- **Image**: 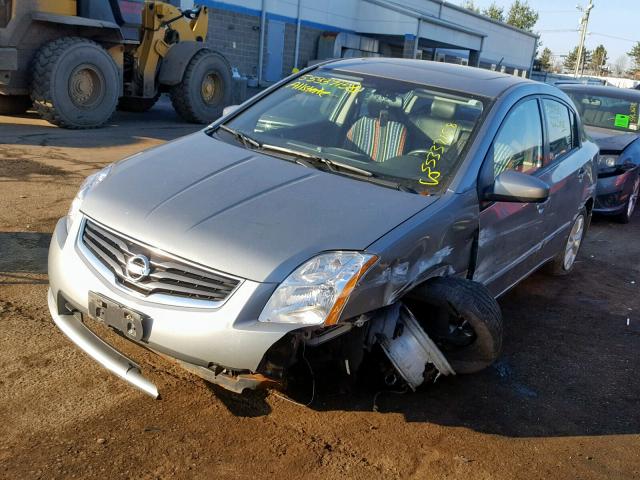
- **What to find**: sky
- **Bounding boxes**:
[467,0,638,68]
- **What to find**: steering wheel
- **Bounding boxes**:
[406,149,430,157]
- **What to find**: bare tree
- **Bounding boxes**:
[613,55,628,77]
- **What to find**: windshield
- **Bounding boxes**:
[222,69,485,194]
[564,90,639,133]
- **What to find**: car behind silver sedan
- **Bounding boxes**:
[48,59,598,399]
[560,84,640,223]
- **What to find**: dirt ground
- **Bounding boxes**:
[1,99,639,480]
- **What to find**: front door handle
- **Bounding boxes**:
[536,199,549,214]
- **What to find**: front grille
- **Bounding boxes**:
[81,219,240,303]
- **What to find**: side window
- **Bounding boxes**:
[543,99,574,162]
[491,99,543,177]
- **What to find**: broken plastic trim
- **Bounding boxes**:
[379,304,455,390]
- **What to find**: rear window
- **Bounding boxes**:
[565,91,640,132]
[542,99,574,161]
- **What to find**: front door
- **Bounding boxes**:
[474,98,547,297]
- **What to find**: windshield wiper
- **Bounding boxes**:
[258,145,418,193]
[216,124,261,149]
[286,151,417,193]
[213,128,417,193]
[255,144,373,176]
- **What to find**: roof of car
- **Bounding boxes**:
[319,58,537,99]
[558,83,640,100]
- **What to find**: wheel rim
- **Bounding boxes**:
[69,64,104,109]
[563,214,585,271]
[627,177,640,219]
[201,71,221,105]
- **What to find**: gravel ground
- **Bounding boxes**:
[1,99,639,480]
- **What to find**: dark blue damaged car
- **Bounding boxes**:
[560,84,640,223]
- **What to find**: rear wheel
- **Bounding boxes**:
[170,49,232,124]
[0,95,32,115]
[31,37,119,129]
[617,175,640,224]
[547,208,587,275]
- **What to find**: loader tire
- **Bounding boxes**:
[170,49,232,124]
[0,95,32,115]
[118,94,160,113]
[407,276,503,374]
[31,37,119,129]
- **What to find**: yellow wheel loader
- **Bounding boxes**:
[0,0,232,128]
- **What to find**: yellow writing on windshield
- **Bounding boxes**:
[419,122,458,186]
[299,74,365,94]
[287,81,332,97]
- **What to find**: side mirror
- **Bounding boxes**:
[484,170,549,203]
[223,105,240,117]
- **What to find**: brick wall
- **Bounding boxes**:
[206,7,323,81]
[206,8,262,78]
[286,25,324,75]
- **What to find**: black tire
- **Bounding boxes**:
[0,95,32,114]
[118,94,160,113]
[547,208,588,276]
[615,175,639,224]
[407,276,503,374]
[170,49,232,124]
[30,37,119,129]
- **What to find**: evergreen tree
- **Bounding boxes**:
[538,47,553,72]
[483,2,505,21]
[506,0,539,32]
[628,42,640,72]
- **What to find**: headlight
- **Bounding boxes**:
[258,252,378,326]
[599,155,618,170]
[66,164,113,231]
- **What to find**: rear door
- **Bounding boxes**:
[537,98,588,259]
[474,98,548,297]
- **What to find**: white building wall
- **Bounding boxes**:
[187,0,537,70]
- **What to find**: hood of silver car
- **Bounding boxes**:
[81,132,436,283]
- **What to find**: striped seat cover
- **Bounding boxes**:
[346,116,408,162]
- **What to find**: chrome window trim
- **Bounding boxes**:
[75,216,244,309]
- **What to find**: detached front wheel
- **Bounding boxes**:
[170,50,232,124]
[407,276,503,374]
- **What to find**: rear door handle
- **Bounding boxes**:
[577,166,586,180]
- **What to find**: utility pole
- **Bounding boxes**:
[575,0,594,77]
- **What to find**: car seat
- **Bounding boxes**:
[408,99,462,147]
[346,94,408,162]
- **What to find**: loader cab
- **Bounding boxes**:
[78,0,145,42]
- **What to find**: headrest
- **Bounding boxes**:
[431,99,456,119]
[368,93,403,117]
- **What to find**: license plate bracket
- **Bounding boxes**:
[88,292,149,342]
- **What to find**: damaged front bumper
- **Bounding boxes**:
[47,216,304,397]
[47,288,160,398]
[48,288,283,397]
[594,169,637,214]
